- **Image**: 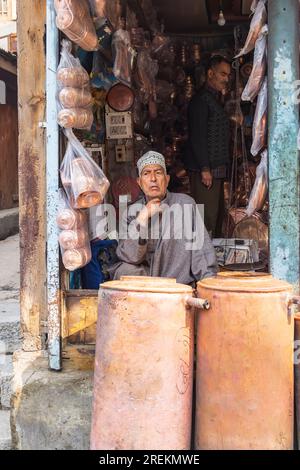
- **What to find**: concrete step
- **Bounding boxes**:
[0,354,13,409]
[0,208,19,241]
[0,234,20,292]
[0,300,21,354]
[0,410,11,450]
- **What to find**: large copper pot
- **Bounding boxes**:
[57,108,94,129]
[56,208,86,230]
[59,87,93,108]
[54,0,98,51]
[71,158,108,209]
[195,272,295,450]
[58,228,88,250]
[90,276,208,450]
[57,66,90,88]
[62,246,91,271]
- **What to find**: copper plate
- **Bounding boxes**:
[106,83,135,112]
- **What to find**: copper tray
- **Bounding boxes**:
[106,83,135,112]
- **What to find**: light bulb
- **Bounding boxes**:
[217,10,226,26]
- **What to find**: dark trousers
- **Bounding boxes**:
[189,172,224,238]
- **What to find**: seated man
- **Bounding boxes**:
[110,151,218,285]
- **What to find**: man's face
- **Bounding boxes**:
[137,164,170,201]
[207,61,231,94]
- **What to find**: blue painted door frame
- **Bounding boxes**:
[268,0,299,290]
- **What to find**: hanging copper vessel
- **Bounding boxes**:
[106,83,135,112]
[56,208,87,230]
[56,208,77,230]
[57,107,94,129]
[233,214,268,257]
[62,247,91,271]
[59,229,88,250]
[71,158,108,209]
[59,87,93,109]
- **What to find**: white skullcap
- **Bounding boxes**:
[137,151,167,176]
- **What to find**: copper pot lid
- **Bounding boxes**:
[198,272,292,293]
[101,276,193,294]
[106,83,135,112]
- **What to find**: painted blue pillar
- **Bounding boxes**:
[46,0,61,370]
[268,0,299,289]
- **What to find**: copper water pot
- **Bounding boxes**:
[59,229,88,250]
[56,208,86,230]
[62,247,91,271]
[71,158,106,209]
[56,208,77,230]
[90,276,209,450]
[195,272,295,450]
[59,87,93,108]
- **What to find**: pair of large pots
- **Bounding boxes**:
[90,273,295,450]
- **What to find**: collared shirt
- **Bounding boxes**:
[205,84,222,102]
[113,191,218,285]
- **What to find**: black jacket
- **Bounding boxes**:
[184,87,230,171]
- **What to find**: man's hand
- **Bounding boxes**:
[136,198,162,227]
[201,170,213,190]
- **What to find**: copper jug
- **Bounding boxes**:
[90,276,209,450]
[195,272,295,450]
[56,208,77,230]
[71,158,104,209]
[62,247,91,271]
[56,208,86,230]
[59,229,88,250]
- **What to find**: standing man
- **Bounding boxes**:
[185,55,231,238]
